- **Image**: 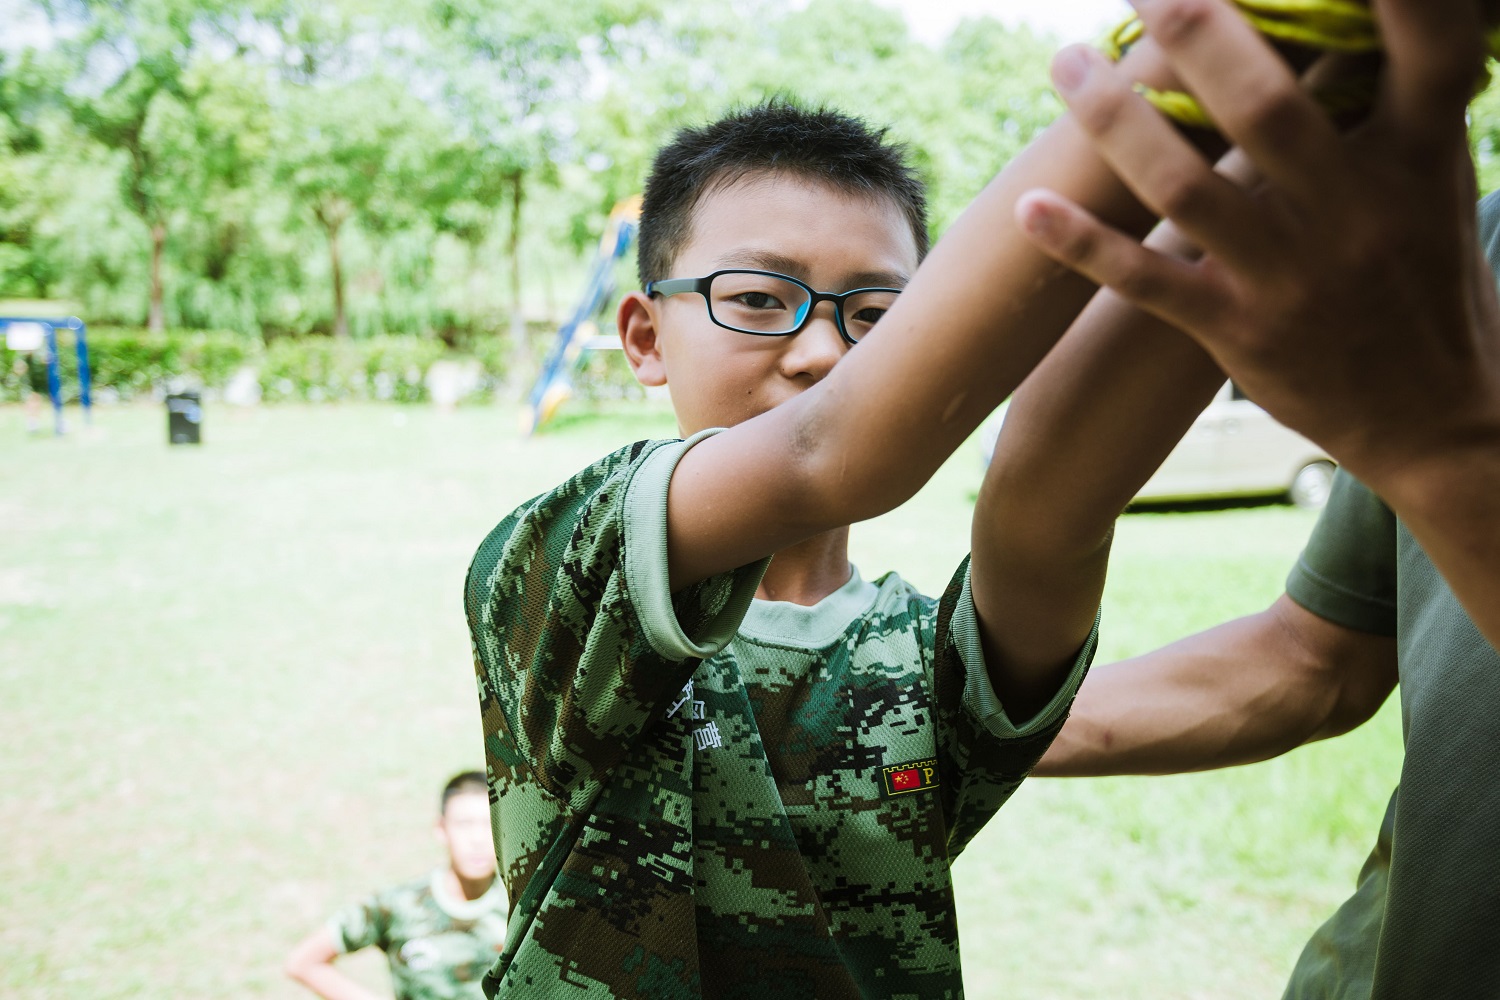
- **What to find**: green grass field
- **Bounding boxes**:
[0,402,1402,999]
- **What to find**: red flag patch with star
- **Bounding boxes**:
[881,758,939,798]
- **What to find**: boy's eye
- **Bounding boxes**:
[732,291,786,311]
[842,290,899,339]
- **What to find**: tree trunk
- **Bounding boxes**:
[148,221,166,333]
[507,170,526,398]
[328,221,348,339]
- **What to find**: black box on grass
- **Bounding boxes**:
[166,392,202,445]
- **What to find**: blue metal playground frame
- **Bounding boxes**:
[2,316,92,435]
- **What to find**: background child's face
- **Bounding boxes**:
[636,172,920,436]
[436,791,496,882]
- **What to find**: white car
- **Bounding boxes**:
[980,381,1337,509]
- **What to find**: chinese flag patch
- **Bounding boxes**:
[881,758,939,798]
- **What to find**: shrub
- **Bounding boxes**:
[259,335,451,403]
[0,327,254,403]
[0,325,627,408]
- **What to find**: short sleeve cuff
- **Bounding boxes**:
[951,566,1099,740]
[1285,559,1398,637]
[325,923,354,953]
[622,428,769,660]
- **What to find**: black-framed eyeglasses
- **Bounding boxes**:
[645,268,901,346]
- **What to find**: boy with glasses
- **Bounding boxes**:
[464,86,1175,997]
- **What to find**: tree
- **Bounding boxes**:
[273,75,445,337]
[422,0,666,391]
[32,0,277,329]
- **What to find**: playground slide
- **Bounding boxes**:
[521,196,641,435]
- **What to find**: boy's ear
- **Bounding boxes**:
[618,291,667,387]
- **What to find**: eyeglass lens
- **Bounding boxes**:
[707,272,898,341]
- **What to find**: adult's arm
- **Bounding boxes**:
[1035,595,1397,776]
[284,927,384,1000]
[1017,0,1500,649]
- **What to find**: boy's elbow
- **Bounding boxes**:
[284,941,329,985]
[782,402,915,526]
[796,447,915,526]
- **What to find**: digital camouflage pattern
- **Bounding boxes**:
[331,872,508,1000]
[465,439,1089,999]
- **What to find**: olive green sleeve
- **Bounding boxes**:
[1285,469,1398,636]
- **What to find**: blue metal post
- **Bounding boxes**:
[43,324,63,435]
[3,316,92,433]
[71,319,92,423]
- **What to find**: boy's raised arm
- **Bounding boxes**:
[660,43,1187,592]
[968,215,1226,717]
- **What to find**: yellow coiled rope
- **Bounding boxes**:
[1102,0,1500,128]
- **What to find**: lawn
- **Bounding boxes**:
[0,401,1402,999]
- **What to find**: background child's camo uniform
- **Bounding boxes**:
[465,432,1097,999]
[330,870,508,1000]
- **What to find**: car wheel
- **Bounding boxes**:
[1289,460,1336,510]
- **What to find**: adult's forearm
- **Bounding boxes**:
[1035,598,1395,777]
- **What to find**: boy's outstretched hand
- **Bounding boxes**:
[1016,0,1500,649]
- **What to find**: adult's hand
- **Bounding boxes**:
[1016,0,1500,649]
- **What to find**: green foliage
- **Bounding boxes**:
[0,326,253,402]
[0,327,508,405]
[0,0,1081,360]
[8,0,1500,368]
[260,335,456,403]
[1472,76,1500,196]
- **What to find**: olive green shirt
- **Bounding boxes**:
[1282,190,1500,999]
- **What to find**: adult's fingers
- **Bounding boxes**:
[1052,44,1272,270]
[1371,0,1485,150]
[1129,0,1346,205]
[1015,189,1226,338]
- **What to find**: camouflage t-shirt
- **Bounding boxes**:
[465,432,1096,999]
[331,870,509,1000]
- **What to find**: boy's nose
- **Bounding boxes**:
[781,305,847,382]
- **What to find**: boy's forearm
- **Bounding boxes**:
[800,72,1168,520]
[968,224,1223,708]
[285,931,383,1000]
[976,285,1222,565]
[668,42,1183,590]
[287,962,384,1000]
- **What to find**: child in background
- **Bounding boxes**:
[285,773,508,1000]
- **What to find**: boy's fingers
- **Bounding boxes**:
[1016,190,1223,335]
[1372,0,1486,149]
[1053,44,1270,269]
[1128,0,1345,202]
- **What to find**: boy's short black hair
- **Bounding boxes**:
[637,100,929,287]
[441,771,487,813]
